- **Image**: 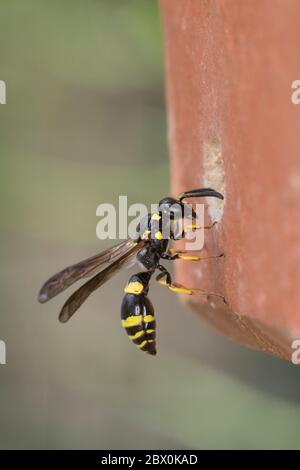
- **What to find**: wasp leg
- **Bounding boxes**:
[184,221,217,231]
[161,251,224,262]
[156,274,227,303]
[191,288,227,303]
[156,264,172,284]
[155,266,194,295]
[156,265,226,301]
[170,222,217,241]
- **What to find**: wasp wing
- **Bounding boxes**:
[38,239,137,304]
[58,242,142,323]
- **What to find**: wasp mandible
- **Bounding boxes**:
[38,188,224,356]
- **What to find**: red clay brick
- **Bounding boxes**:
[160,0,300,361]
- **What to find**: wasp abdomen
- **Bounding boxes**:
[121,293,156,355]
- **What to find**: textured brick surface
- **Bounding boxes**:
[160,0,300,360]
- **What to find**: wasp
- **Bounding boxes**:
[38,188,224,355]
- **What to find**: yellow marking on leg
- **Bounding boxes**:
[124,281,144,295]
[169,251,223,261]
[157,277,226,302]
[185,224,201,230]
[151,213,161,221]
[137,340,147,349]
[144,315,155,323]
[122,315,142,328]
[185,223,216,230]
[180,255,223,262]
[129,330,144,340]
[146,329,155,334]
[168,285,193,295]
[158,278,193,295]
[154,230,163,240]
[158,279,168,286]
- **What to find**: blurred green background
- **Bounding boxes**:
[1,0,300,450]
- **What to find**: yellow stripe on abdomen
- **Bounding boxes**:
[144,315,155,323]
[121,315,142,328]
[124,281,144,295]
[129,330,144,340]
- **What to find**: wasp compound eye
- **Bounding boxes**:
[158,198,184,220]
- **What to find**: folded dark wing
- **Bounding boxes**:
[59,242,142,323]
[38,239,137,303]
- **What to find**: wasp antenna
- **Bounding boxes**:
[178,188,224,202]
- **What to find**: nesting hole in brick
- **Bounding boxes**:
[203,138,226,223]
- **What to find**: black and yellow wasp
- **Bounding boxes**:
[38,188,224,355]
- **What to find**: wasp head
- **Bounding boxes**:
[158,197,196,220]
